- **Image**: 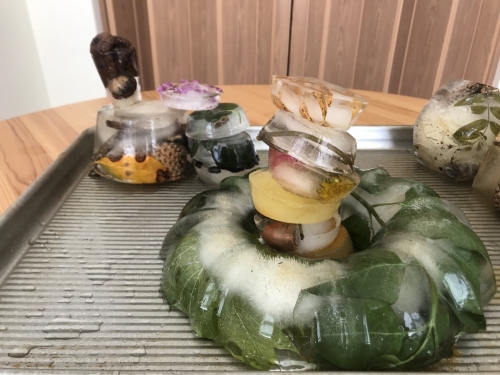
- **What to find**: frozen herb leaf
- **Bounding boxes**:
[489,121,500,136]
[454,93,485,106]
[342,214,372,250]
[471,105,487,114]
[218,294,299,370]
[452,119,488,143]
[312,299,403,370]
[93,155,165,184]
[490,106,500,121]
[217,103,239,110]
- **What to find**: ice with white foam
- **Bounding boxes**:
[193,217,344,325]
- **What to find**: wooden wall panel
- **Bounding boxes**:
[147,0,291,87]
[148,0,192,86]
[103,0,155,90]
[398,0,453,98]
[388,0,415,93]
[100,0,500,96]
[220,0,258,83]
[288,0,327,78]
[323,0,364,88]
[189,0,219,84]
[464,0,500,84]
[352,0,400,91]
[271,0,293,81]
[438,0,482,86]
[133,0,155,90]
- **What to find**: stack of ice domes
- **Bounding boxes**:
[250,76,367,259]
[185,102,260,185]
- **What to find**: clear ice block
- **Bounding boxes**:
[271,76,367,131]
[258,110,359,196]
[92,101,191,184]
[473,134,500,212]
[189,132,259,185]
[158,80,222,110]
[414,80,500,181]
[186,103,250,140]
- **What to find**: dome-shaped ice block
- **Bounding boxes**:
[186,103,250,140]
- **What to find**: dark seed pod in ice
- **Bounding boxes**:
[262,222,299,253]
[108,72,137,99]
[90,32,139,89]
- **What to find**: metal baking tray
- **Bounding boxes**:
[0,126,498,374]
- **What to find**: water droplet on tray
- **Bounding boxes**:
[8,343,50,358]
[131,347,146,362]
[43,315,102,339]
[26,312,44,318]
[64,288,75,292]
[63,294,74,299]
[0,326,7,331]
[80,293,93,298]
[23,286,36,292]
[85,299,94,304]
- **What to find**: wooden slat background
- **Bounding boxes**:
[100,0,500,98]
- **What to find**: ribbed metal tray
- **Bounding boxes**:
[0,126,498,374]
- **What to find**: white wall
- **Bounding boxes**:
[0,0,105,121]
[26,0,105,109]
[0,0,51,120]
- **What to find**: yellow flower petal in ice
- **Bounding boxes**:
[94,155,166,184]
